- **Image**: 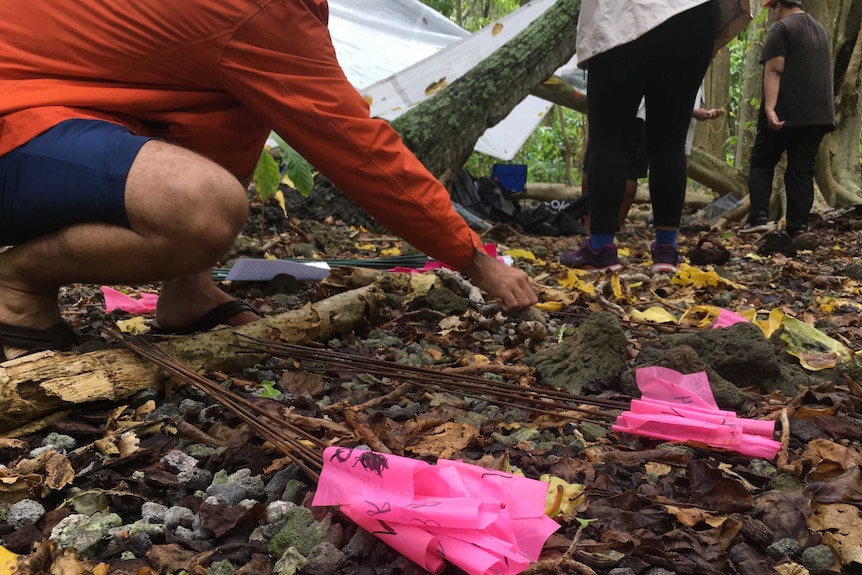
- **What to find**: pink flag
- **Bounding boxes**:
[614,367,780,459]
[101,286,159,314]
[712,308,750,329]
[313,447,559,575]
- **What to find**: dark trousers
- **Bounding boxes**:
[747,119,829,232]
[586,1,714,234]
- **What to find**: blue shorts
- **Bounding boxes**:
[0,119,154,246]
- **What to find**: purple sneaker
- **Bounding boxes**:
[650,242,681,273]
[560,240,621,271]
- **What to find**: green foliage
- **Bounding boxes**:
[252,132,315,206]
[465,107,586,184]
[270,132,316,196]
[253,150,281,205]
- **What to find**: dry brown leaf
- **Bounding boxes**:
[45,452,75,491]
[116,432,140,457]
[134,400,156,419]
[802,438,862,481]
[774,562,809,575]
[806,502,862,568]
[404,422,479,459]
[0,470,42,504]
[0,438,28,451]
[94,437,120,458]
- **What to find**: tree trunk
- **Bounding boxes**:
[393,0,581,177]
[816,0,862,206]
[695,52,732,161]
[733,17,766,171]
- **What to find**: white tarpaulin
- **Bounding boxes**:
[327,0,568,161]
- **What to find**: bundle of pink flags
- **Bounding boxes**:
[313,446,559,575]
[613,366,781,459]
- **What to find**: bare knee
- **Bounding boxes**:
[125,141,249,268]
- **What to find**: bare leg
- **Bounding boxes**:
[0,140,256,358]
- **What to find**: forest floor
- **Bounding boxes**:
[1,195,862,575]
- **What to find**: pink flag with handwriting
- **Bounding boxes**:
[312,447,559,575]
[101,286,159,314]
[613,366,780,459]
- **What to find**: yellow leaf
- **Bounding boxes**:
[353,243,377,251]
[672,264,746,290]
[535,301,564,312]
[540,475,586,517]
[116,316,149,335]
[410,273,439,296]
[504,249,536,261]
[617,247,631,257]
[781,315,853,370]
[679,305,721,328]
[611,275,623,299]
[559,270,596,294]
[631,307,678,324]
[753,308,784,338]
[0,544,19,575]
[274,190,287,217]
[380,247,401,257]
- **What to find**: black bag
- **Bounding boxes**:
[515,197,588,236]
[447,169,520,224]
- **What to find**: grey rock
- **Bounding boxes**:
[206,482,248,506]
[126,533,153,557]
[165,506,195,530]
[273,547,308,575]
[265,466,298,502]
[50,513,123,555]
[28,445,56,458]
[228,468,266,500]
[766,537,801,560]
[185,444,223,460]
[800,545,835,570]
[306,542,346,568]
[161,450,200,474]
[608,569,636,575]
[267,501,297,524]
[141,501,168,524]
[174,526,195,541]
[178,399,206,417]
[42,432,76,451]
[7,499,46,527]
[342,528,378,560]
[645,569,676,575]
[207,560,236,575]
[281,479,307,503]
[178,468,213,491]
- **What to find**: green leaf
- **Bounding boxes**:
[253,150,281,204]
[260,380,282,399]
[271,132,315,197]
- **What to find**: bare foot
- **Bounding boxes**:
[0,282,63,360]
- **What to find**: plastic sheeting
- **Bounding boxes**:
[328,0,571,160]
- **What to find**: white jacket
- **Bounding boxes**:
[577,0,712,67]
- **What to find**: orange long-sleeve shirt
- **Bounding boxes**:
[0,0,483,268]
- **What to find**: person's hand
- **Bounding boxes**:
[460,251,537,312]
[765,109,785,131]
[692,108,725,121]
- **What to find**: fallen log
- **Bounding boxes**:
[0,283,387,434]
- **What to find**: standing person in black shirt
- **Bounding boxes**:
[739,0,835,236]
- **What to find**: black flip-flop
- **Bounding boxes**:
[0,319,79,362]
[151,299,263,335]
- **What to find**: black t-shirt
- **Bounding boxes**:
[760,12,835,128]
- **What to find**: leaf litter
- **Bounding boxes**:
[1,202,862,574]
